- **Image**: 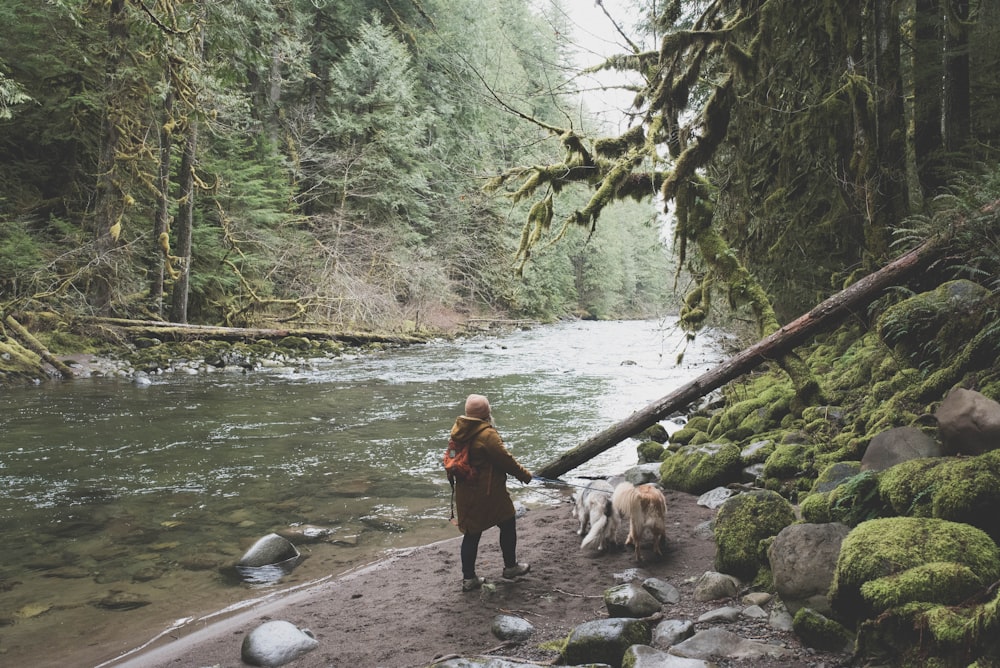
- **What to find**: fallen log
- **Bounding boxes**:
[4,315,76,379]
[75,317,427,346]
[534,234,946,480]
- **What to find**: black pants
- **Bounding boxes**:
[461,515,517,579]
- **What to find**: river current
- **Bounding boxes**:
[0,318,724,666]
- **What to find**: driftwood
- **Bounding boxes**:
[535,234,947,480]
[76,317,427,346]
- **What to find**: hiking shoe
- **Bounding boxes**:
[462,576,485,592]
[502,563,530,579]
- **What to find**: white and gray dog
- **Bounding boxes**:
[572,479,621,552]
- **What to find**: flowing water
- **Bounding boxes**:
[0,319,725,666]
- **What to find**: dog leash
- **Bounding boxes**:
[530,476,600,490]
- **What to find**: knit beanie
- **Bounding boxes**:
[464,394,491,420]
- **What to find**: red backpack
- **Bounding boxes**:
[443,437,477,483]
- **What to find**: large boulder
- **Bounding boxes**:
[935,388,1000,456]
[768,522,850,615]
[713,490,796,580]
[659,443,743,495]
[860,426,942,471]
[830,517,1000,625]
[879,449,1000,542]
[876,279,993,369]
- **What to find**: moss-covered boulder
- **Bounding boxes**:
[810,461,862,494]
[792,607,854,652]
[830,517,1000,625]
[860,561,987,613]
[561,617,651,668]
[637,423,668,444]
[635,440,666,464]
[879,450,1000,542]
[876,279,994,370]
[714,490,796,580]
[659,443,743,495]
[855,587,1000,666]
[819,471,888,527]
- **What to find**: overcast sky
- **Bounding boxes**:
[553,0,647,131]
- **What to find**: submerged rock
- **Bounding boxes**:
[237,533,299,567]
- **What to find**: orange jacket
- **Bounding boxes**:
[449,416,532,534]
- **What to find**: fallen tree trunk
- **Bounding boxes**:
[535,235,946,480]
[76,317,427,346]
[4,315,76,379]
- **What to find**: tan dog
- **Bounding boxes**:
[612,482,667,562]
[573,479,620,552]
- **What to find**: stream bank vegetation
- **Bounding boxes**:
[4,0,1000,663]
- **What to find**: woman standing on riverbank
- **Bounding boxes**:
[448,394,534,591]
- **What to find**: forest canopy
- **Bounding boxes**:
[1,0,999,340]
[0,0,677,332]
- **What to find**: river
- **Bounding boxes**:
[0,318,725,666]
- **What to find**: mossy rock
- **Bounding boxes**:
[856,591,1000,666]
[792,607,854,652]
[762,443,814,479]
[667,425,700,446]
[659,442,743,495]
[831,517,1000,625]
[636,440,666,464]
[713,489,796,580]
[860,561,987,613]
[876,279,993,369]
[799,491,832,523]
[637,423,668,443]
[561,617,651,668]
[879,450,1000,543]
[825,471,888,527]
[811,461,862,494]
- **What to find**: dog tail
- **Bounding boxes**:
[580,500,612,551]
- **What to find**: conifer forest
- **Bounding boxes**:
[1,0,999,343]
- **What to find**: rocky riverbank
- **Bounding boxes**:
[100,483,853,668]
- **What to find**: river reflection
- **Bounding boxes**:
[0,319,724,666]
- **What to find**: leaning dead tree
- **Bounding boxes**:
[535,233,947,480]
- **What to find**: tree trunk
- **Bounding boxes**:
[941,0,971,151]
[535,234,947,480]
[152,87,173,316]
[91,0,128,315]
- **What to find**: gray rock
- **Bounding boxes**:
[696,606,741,623]
[693,571,739,602]
[237,533,299,567]
[692,520,714,541]
[642,577,680,604]
[696,487,734,510]
[741,605,768,619]
[605,582,662,618]
[936,388,1000,456]
[624,464,663,485]
[624,644,717,667]
[768,522,850,615]
[669,627,792,661]
[769,600,794,632]
[860,426,942,472]
[491,614,534,641]
[240,620,318,667]
[652,619,695,648]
